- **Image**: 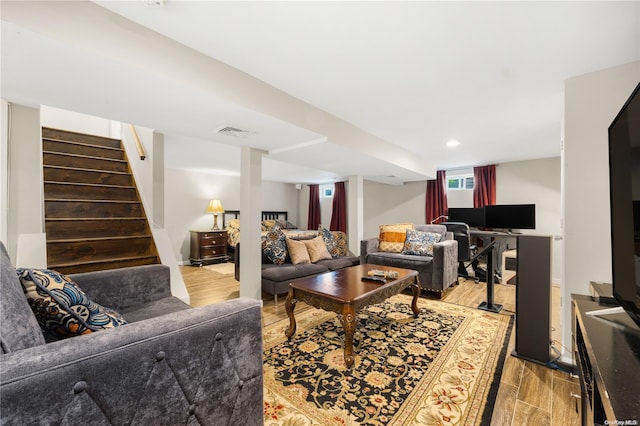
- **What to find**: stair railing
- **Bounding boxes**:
[128,124,146,160]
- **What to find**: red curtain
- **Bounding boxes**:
[307,184,321,230]
[425,170,448,224]
[473,165,496,208]
[330,181,347,233]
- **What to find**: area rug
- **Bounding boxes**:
[263,294,513,425]
[202,262,235,277]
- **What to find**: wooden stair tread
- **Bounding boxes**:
[43,150,128,163]
[44,198,141,203]
[47,235,152,243]
[46,217,146,221]
[45,180,135,189]
[43,137,124,152]
[48,255,159,269]
[44,165,131,176]
[42,127,121,144]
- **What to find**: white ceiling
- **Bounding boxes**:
[2,1,640,184]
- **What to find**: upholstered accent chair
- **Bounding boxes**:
[0,242,263,425]
[360,224,459,297]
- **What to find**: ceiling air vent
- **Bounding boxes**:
[215,125,251,138]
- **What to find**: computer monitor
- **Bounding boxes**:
[484,204,536,230]
[447,207,486,228]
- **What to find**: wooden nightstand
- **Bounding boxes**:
[189,230,228,266]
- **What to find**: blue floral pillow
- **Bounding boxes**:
[262,226,288,264]
[402,230,442,256]
[16,268,127,338]
[319,227,340,258]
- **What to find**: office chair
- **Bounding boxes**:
[442,222,477,282]
[444,221,503,284]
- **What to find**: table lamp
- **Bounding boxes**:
[206,199,225,230]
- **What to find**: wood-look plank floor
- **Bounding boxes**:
[179,264,580,426]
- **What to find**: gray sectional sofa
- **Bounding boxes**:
[360,224,459,297]
[0,242,263,425]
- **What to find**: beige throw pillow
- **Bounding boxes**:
[286,238,310,265]
[303,235,332,263]
[378,223,415,253]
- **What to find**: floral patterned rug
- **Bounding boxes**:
[263,294,513,425]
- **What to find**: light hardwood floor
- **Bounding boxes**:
[180,264,580,426]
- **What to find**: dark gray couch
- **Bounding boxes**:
[235,242,360,304]
[0,242,263,425]
[360,224,458,297]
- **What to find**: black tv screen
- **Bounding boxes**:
[448,207,485,227]
[484,204,536,230]
[608,81,640,328]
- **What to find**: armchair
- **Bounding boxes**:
[0,242,263,425]
[360,224,458,297]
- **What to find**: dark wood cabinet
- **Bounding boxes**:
[572,295,640,425]
[190,230,228,266]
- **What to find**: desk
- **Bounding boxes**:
[469,229,516,281]
[469,229,517,313]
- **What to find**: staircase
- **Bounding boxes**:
[42,127,160,274]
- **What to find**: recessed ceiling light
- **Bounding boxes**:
[446,139,460,148]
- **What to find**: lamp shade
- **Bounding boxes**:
[206,199,225,214]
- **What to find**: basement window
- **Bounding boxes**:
[447,175,474,190]
[320,184,334,198]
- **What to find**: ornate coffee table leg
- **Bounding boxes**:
[410,280,421,316]
[341,304,357,368]
[284,288,297,338]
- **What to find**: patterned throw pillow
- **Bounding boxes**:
[402,230,442,256]
[286,238,311,265]
[303,235,333,263]
[331,231,349,257]
[379,223,415,253]
[16,268,127,338]
[319,227,340,258]
[262,226,288,264]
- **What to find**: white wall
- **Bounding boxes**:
[362,180,427,239]
[1,100,9,245]
[164,167,299,263]
[41,106,114,138]
[496,157,563,282]
[562,60,640,359]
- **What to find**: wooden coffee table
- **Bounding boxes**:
[284,264,420,368]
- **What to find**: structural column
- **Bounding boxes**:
[239,146,264,300]
[347,175,363,257]
[5,103,46,266]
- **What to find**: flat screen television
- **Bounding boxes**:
[484,204,536,230]
[608,81,640,328]
[448,207,486,227]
